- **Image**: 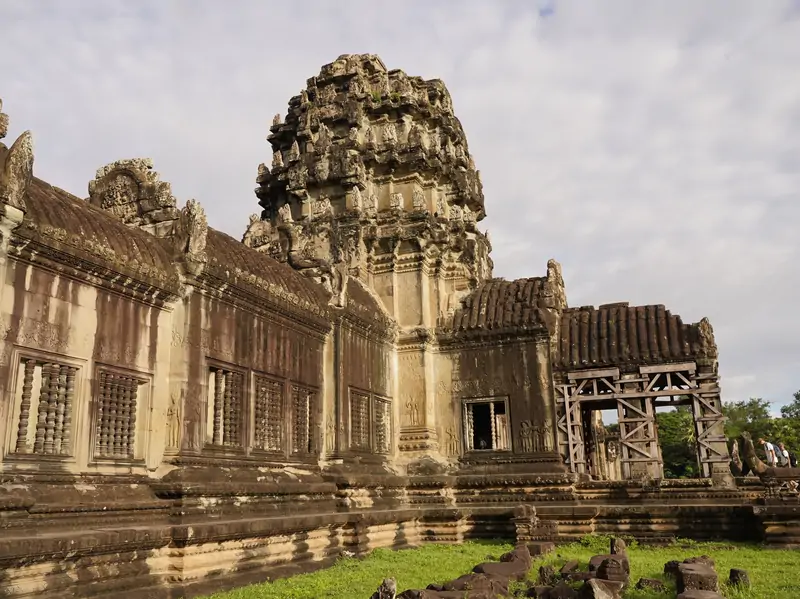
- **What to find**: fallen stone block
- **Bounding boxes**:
[441,573,509,596]
[538,565,557,586]
[609,537,627,556]
[683,555,716,569]
[525,585,553,598]
[664,560,681,578]
[578,578,623,599]
[371,578,397,599]
[588,554,629,576]
[563,571,596,582]
[596,557,629,588]
[527,542,556,556]
[676,563,719,594]
[560,559,580,574]
[729,568,750,588]
[472,560,528,581]
[548,581,578,599]
[635,577,666,592]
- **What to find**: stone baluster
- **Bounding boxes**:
[53,366,67,454]
[43,363,60,454]
[127,378,138,458]
[223,370,233,445]
[111,375,122,456]
[465,404,474,451]
[98,371,109,455]
[255,382,265,448]
[33,364,50,454]
[15,359,36,453]
[61,367,75,455]
[213,369,223,445]
[489,402,497,450]
[120,377,131,457]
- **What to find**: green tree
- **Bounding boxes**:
[722,397,774,441]
[656,407,698,478]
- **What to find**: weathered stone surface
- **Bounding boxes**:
[728,568,750,588]
[527,542,556,556]
[538,565,558,586]
[560,560,580,574]
[548,582,579,599]
[578,579,623,599]
[676,563,719,594]
[371,577,397,599]
[609,538,627,556]
[596,558,629,588]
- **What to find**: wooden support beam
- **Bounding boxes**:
[639,362,697,375]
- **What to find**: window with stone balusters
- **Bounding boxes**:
[291,384,316,455]
[10,357,80,457]
[93,369,147,460]
[253,375,284,453]
[349,389,392,455]
[206,366,246,448]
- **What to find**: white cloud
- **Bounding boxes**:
[3,0,799,411]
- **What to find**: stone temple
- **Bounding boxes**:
[0,55,797,598]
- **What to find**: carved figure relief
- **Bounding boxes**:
[272,113,282,126]
[389,192,403,210]
[519,420,534,453]
[272,150,284,169]
[316,123,332,154]
[607,441,619,461]
[436,193,447,216]
[445,427,460,456]
[351,187,363,211]
[382,123,398,147]
[288,140,301,162]
[404,397,420,426]
[166,391,182,449]
[412,187,426,211]
[277,203,293,224]
[312,196,333,218]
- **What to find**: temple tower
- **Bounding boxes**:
[245,54,493,462]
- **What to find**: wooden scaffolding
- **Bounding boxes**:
[555,361,728,479]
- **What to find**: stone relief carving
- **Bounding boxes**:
[272,150,284,169]
[520,420,534,453]
[166,391,183,449]
[389,192,403,210]
[0,128,33,212]
[382,123,398,147]
[277,203,293,224]
[412,187,426,211]
[445,427,460,456]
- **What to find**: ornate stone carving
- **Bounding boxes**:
[171,199,208,273]
[88,158,178,228]
[0,127,34,212]
[412,187,426,211]
[272,150,284,169]
[520,420,534,453]
[312,196,333,218]
[277,203,293,224]
[389,192,403,210]
[382,123,398,147]
[272,113,282,126]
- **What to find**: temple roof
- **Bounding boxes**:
[17,177,182,292]
[205,229,331,317]
[448,277,550,334]
[555,302,717,371]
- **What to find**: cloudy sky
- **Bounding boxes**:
[3,0,799,413]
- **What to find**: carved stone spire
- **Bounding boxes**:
[252,54,492,321]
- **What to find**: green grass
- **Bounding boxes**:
[203,537,800,599]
